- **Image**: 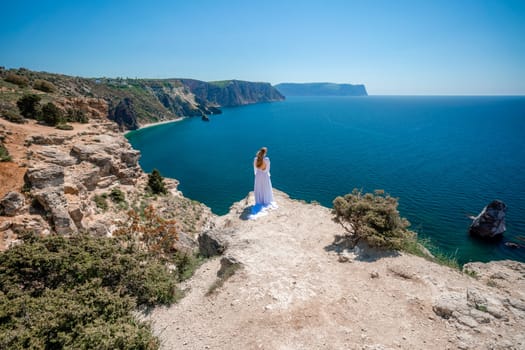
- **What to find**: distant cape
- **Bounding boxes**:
[274,82,368,97]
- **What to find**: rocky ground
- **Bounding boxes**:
[145,191,525,350]
[0,117,214,250]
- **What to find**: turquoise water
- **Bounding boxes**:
[127,96,525,264]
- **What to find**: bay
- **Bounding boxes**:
[127,96,525,264]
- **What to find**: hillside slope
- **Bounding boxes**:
[0,67,284,130]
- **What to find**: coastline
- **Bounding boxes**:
[124,117,186,135]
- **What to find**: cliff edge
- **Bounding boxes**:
[146,191,525,350]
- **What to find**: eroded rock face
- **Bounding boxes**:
[34,187,76,235]
[469,200,507,239]
[0,191,25,216]
[36,147,77,166]
[24,165,65,189]
[2,115,214,248]
[108,98,139,130]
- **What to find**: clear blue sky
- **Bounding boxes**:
[1,0,524,95]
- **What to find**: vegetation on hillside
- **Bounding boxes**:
[0,142,11,162]
[0,182,205,350]
[0,233,180,349]
[147,169,168,195]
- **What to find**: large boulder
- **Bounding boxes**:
[469,200,507,239]
[0,191,25,216]
[34,187,76,234]
[198,229,231,257]
[24,165,64,189]
[29,134,66,145]
[120,149,141,167]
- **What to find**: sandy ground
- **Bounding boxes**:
[143,190,525,350]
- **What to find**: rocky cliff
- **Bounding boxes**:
[181,79,285,107]
[275,82,368,96]
[0,68,284,130]
[0,117,214,250]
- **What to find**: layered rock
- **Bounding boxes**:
[182,79,285,107]
[0,115,215,247]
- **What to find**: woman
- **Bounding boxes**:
[253,147,276,209]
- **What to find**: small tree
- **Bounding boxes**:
[147,169,167,195]
[16,94,41,119]
[41,102,63,126]
[332,189,416,250]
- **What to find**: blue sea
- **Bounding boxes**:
[127,96,525,264]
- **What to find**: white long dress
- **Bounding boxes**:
[254,157,274,206]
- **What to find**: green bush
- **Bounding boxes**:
[332,189,417,251]
[110,187,126,203]
[16,94,41,119]
[41,102,63,126]
[0,233,179,349]
[1,108,25,124]
[66,108,89,123]
[94,194,108,210]
[0,143,11,162]
[146,169,167,195]
[33,79,56,93]
[4,73,29,87]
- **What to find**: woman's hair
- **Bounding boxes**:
[255,147,267,168]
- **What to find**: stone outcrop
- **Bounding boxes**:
[0,114,215,244]
[469,200,507,239]
[24,165,65,189]
[0,191,25,216]
[198,229,231,257]
[33,187,76,234]
[181,79,285,108]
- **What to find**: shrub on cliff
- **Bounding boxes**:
[333,189,417,251]
[1,108,25,123]
[0,143,11,162]
[16,94,41,119]
[147,169,167,195]
[4,73,29,87]
[66,108,89,123]
[114,205,178,260]
[0,233,179,349]
[33,79,56,93]
[41,102,63,126]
